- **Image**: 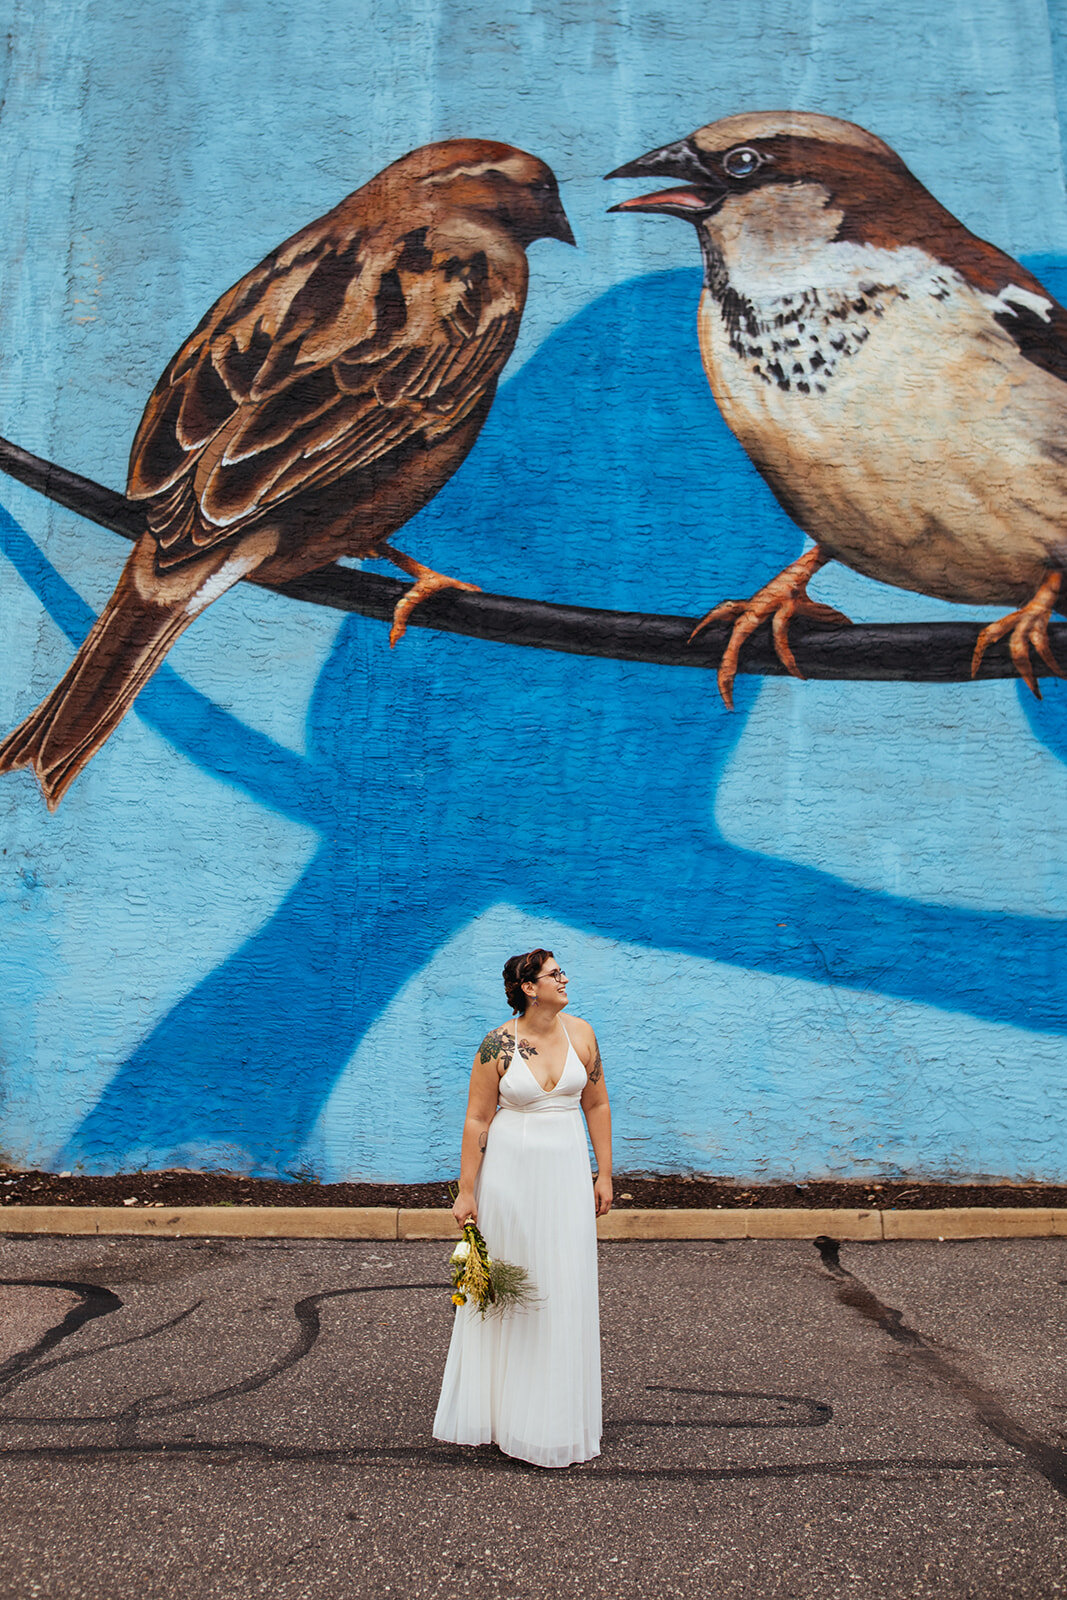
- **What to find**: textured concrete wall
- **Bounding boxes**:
[1,0,1066,1182]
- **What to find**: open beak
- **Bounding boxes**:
[605,136,725,219]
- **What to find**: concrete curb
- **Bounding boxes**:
[1,1206,1065,1240]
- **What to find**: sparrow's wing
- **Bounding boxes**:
[992,293,1067,387]
[128,222,522,562]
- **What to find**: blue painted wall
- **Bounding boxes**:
[1,0,1066,1182]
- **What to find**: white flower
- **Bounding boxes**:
[450,1241,470,1263]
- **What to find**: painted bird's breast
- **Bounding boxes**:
[697,267,1067,606]
[710,274,915,399]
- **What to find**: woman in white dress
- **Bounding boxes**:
[433,948,612,1468]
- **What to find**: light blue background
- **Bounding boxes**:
[1,0,1066,1182]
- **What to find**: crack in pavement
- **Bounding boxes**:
[815,1237,1067,1499]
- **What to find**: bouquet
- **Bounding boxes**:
[449,1220,537,1318]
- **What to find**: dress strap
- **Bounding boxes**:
[558,1019,584,1084]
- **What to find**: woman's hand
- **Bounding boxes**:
[594,1172,613,1217]
[452,1190,477,1227]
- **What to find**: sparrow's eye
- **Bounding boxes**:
[723,146,762,179]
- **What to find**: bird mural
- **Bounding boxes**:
[609,110,1067,708]
[0,139,574,807]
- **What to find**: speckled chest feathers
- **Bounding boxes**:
[701,244,962,399]
[696,181,959,396]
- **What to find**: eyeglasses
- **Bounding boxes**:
[534,968,566,983]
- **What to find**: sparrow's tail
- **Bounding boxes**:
[0,534,247,809]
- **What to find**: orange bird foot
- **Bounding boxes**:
[375,542,482,647]
[689,546,851,710]
[971,571,1066,698]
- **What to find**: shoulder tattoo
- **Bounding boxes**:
[478,1028,506,1065]
[478,1025,538,1067]
[587,1038,603,1085]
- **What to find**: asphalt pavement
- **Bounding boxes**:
[0,1233,1065,1598]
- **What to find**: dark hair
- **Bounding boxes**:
[502,949,555,1015]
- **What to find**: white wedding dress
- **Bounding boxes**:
[433,1019,602,1468]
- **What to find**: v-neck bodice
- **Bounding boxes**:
[497,1020,586,1114]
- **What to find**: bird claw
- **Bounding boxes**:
[971,577,1066,698]
[688,556,851,710]
[374,539,483,646]
[688,598,748,644]
[389,572,481,647]
[771,597,853,678]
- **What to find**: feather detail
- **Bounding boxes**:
[128,193,526,566]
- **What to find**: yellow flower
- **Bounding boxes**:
[451,1292,466,1306]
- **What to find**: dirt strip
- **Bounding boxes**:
[3,1169,1067,1210]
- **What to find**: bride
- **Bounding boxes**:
[433,947,612,1468]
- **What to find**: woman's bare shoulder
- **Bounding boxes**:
[565,1015,604,1083]
[474,1021,517,1064]
[564,1013,596,1040]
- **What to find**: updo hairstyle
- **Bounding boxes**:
[503,949,555,1016]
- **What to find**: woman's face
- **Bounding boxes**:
[528,956,569,1010]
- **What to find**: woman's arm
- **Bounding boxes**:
[578,1026,613,1217]
[451,1028,507,1226]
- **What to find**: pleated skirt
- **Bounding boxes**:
[432,1106,602,1468]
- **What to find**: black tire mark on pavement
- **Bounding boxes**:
[0,1301,201,1407]
[816,1237,1067,1498]
[0,1438,1004,1482]
[0,1280,121,1389]
[132,1282,445,1423]
[0,1283,441,1425]
[0,1275,1020,1487]
[609,1383,832,1430]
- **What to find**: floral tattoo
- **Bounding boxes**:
[479,1025,538,1069]
[587,1039,603,1085]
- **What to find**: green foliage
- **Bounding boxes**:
[449,1220,538,1319]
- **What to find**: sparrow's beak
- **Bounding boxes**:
[544,194,577,247]
[605,137,726,218]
